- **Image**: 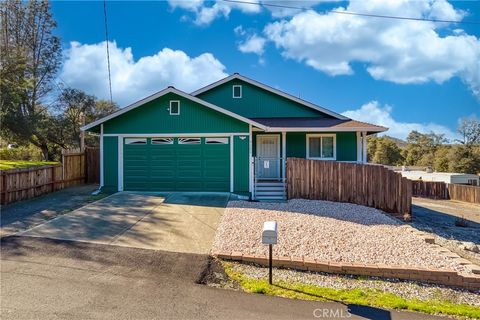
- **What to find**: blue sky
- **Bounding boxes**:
[51,0,480,140]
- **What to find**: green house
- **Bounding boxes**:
[82,73,387,200]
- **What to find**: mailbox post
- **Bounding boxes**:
[262,221,277,285]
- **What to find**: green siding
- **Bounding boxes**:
[197,79,332,119]
[233,135,249,193]
[336,132,357,161]
[103,136,118,192]
[103,93,248,134]
[286,132,306,158]
[253,132,357,161]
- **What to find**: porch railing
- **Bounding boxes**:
[254,157,285,181]
[253,157,286,200]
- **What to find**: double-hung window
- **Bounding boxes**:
[306,134,336,160]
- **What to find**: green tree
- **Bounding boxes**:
[54,88,118,148]
[402,131,446,166]
[449,117,480,174]
[0,0,61,159]
[449,145,480,174]
[432,146,451,172]
[368,136,404,165]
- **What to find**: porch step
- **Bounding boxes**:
[255,186,286,192]
[254,182,286,201]
[255,182,286,187]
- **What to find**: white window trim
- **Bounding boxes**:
[306,134,336,160]
[125,138,147,145]
[178,137,201,144]
[205,137,229,144]
[232,85,242,99]
[169,100,180,115]
[151,137,174,145]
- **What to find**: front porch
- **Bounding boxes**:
[250,129,370,200]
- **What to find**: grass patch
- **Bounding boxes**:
[0,160,59,170]
[223,262,480,319]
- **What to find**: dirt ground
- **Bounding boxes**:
[411,197,480,264]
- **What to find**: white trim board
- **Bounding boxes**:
[230,136,234,192]
[306,133,337,161]
[118,136,124,192]
[232,85,242,99]
[100,124,104,188]
[191,73,348,120]
[81,87,267,131]
[252,127,386,133]
[102,133,249,137]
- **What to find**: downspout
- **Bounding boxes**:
[92,124,104,195]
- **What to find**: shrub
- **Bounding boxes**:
[0,145,43,161]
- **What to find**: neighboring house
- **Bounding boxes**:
[82,73,387,200]
[399,170,479,186]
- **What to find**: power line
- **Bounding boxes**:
[103,0,113,104]
[223,0,480,25]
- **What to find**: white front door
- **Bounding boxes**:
[256,135,280,179]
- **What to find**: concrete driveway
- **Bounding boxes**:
[19,192,229,254]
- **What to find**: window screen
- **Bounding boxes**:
[307,135,335,159]
[233,85,242,98]
[170,101,180,115]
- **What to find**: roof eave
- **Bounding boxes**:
[264,127,388,133]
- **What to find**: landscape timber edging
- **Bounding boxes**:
[212,251,480,291]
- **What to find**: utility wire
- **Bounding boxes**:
[103,0,113,104]
[222,0,480,25]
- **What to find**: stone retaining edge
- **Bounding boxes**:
[212,251,480,291]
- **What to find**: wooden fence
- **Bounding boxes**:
[286,158,412,220]
[0,148,100,205]
[411,181,447,199]
[448,184,480,204]
[411,180,480,204]
[85,147,100,184]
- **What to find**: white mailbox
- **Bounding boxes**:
[262,221,277,245]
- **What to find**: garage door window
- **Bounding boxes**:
[125,138,147,145]
[152,138,174,145]
[205,137,228,144]
[179,138,201,144]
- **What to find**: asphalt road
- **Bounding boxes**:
[1,236,442,320]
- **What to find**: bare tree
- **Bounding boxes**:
[456,117,480,146]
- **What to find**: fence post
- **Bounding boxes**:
[61,149,65,187]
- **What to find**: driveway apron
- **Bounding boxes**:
[19,192,229,254]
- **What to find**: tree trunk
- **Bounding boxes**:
[40,144,49,161]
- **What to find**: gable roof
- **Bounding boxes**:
[81,87,268,131]
[191,73,349,120]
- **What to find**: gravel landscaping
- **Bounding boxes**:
[227,262,480,307]
[212,199,473,275]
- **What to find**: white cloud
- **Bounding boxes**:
[263,0,480,98]
[342,101,460,141]
[238,35,266,55]
[262,1,339,18]
[168,0,260,25]
[60,41,228,106]
[236,25,266,56]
